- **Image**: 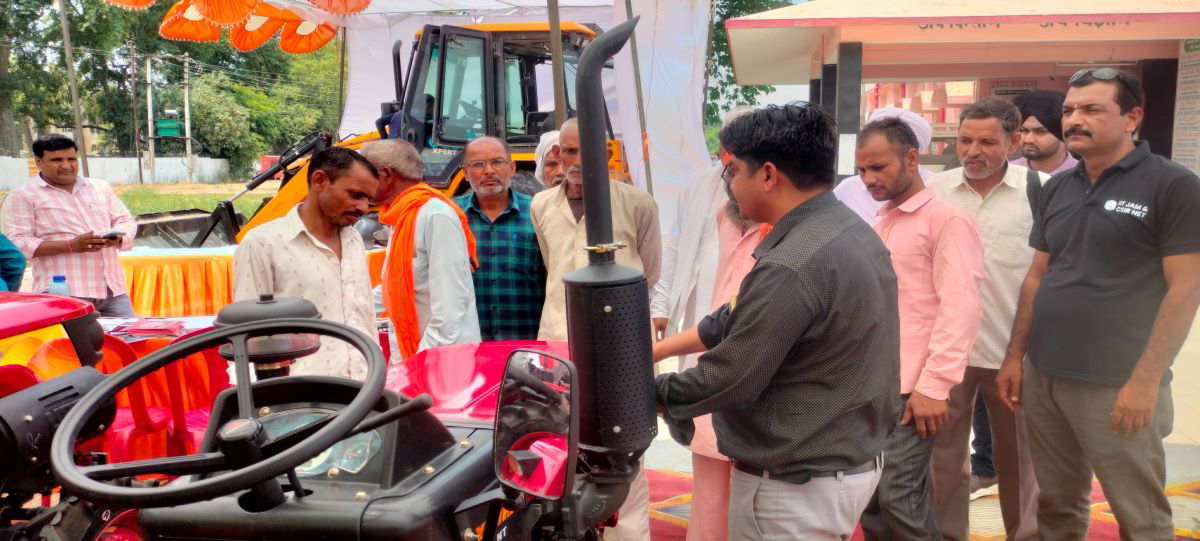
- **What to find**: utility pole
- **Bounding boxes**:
[130,43,144,184]
[183,52,193,182]
[623,0,654,195]
[145,55,155,183]
[56,0,89,176]
[337,29,347,128]
[548,0,567,129]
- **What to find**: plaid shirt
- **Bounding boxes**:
[3,176,136,299]
[454,189,546,341]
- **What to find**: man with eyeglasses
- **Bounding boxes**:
[453,137,546,341]
[996,68,1200,539]
[652,104,899,540]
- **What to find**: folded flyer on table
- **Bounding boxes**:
[125,319,187,337]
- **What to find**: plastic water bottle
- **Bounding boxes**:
[47,275,71,296]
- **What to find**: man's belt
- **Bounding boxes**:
[734,454,881,485]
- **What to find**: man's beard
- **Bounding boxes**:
[565,166,583,189]
[724,183,756,229]
[1021,143,1058,161]
[962,156,1004,181]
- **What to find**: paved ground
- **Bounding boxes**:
[645,316,1200,539]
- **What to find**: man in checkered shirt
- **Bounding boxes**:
[453,136,546,341]
[4,135,138,316]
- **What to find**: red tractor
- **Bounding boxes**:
[0,17,652,541]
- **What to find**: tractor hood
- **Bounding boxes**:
[383,341,571,426]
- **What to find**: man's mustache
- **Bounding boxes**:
[1065,127,1092,138]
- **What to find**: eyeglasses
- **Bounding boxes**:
[465,158,511,171]
[1069,67,1138,101]
[721,162,735,182]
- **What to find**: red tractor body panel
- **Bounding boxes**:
[384,340,571,425]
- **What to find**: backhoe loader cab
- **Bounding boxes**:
[379,22,622,193]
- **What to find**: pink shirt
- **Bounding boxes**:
[4,176,136,298]
[874,188,983,400]
[709,212,764,313]
[690,209,765,460]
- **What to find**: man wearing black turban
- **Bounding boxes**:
[1012,90,1079,175]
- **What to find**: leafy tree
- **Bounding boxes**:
[704,0,790,125]
[189,72,266,177]
[230,84,320,154]
[282,42,344,135]
[2,0,335,163]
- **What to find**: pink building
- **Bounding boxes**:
[725,0,1200,175]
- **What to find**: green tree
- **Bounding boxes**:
[282,41,344,134]
[3,0,344,167]
[704,0,790,125]
[230,84,320,154]
[190,72,265,177]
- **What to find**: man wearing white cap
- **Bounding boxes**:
[834,108,934,224]
[534,131,565,188]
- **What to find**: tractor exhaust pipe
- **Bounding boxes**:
[575,18,633,267]
[560,15,656,533]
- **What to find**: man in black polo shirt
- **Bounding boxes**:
[996,69,1200,539]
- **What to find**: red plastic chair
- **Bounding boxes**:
[163,328,231,454]
[96,336,172,464]
[0,364,40,398]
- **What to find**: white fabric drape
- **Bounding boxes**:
[339,0,712,233]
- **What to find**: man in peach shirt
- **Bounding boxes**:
[854,117,984,540]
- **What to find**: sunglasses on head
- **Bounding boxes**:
[1069,67,1137,97]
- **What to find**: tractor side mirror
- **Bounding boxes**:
[493,350,578,500]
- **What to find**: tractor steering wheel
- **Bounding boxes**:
[50,319,386,508]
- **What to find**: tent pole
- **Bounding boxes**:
[623,0,653,195]
[548,0,567,129]
[338,27,347,130]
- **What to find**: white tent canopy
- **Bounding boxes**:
[336,0,712,232]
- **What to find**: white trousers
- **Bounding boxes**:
[727,465,881,541]
[603,458,651,541]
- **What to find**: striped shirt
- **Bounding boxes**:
[454,189,546,341]
[3,176,137,298]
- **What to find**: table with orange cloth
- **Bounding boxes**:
[120,246,388,318]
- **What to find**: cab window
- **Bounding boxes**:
[439,35,487,142]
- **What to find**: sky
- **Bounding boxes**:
[755,84,811,106]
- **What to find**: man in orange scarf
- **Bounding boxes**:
[360,139,480,359]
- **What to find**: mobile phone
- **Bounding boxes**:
[102,231,125,241]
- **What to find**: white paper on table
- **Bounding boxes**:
[837,134,858,176]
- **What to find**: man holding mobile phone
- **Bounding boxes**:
[3,134,138,316]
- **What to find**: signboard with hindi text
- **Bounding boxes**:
[989,80,1037,99]
[1173,39,1200,175]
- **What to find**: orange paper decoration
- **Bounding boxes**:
[194,0,260,26]
[228,3,298,51]
[159,0,221,43]
[254,2,301,20]
[103,0,157,9]
[278,20,338,54]
[307,0,370,16]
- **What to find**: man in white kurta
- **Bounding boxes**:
[530,118,660,541]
